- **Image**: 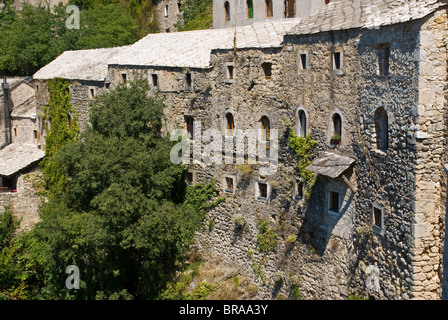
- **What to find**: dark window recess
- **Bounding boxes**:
[374,207,383,228]
[299,54,307,70]
[185,116,194,139]
[224,1,230,20]
[258,182,268,198]
[152,74,158,87]
[378,45,390,76]
[185,72,192,89]
[285,0,295,17]
[266,0,273,17]
[186,171,193,185]
[247,0,253,18]
[263,63,272,80]
[227,65,234,80]
[329,191,339,212]
[225,177,234,192]
[333,52,342,70]
[296,182,303,198]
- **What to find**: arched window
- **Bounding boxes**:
[226,112,234,136]
[247,0,254,18]
[298,110,307,137]
[260,116,270,141]
[266,0,273,17]
[331,113,342,145]
[224,1,230,21]
[374,107,388,151]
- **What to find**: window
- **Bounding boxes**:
[262,62,272,80]
[258,182,268,199]
[373,207,383,229]
[295,181,304,200]
[298,110,307,137]
[185,171,194,185]
[89,88,95,98]
[285,0,295,18]
[378,44,390,76]
[225,63,235,82]
[298,53,308,72]
[14,128,17,136]
[185,72,192,90]
[224,176,235,193]
[226,113,234,136]
[331,113,342,145]
[151,74,159,88]
[33,130,38,139]
[247,0,254,18]
[333,51,342,70]
[374,107,388,151]
[185,116,194,140]
[164,5,168,17]
[121,73,127,83]
[266,0,273,17]
[224,1,230,21]
[260,116,270,141]
[325,0,330,4]
[329,191,340,213]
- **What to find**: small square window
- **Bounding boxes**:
[329,191,340,213]
[89,88,95,98]
[121,73,127,83]
[225,63,235,83]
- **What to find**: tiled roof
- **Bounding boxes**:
[287,0,446,36]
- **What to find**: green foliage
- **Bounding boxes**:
[0,3,138,76]
[76,4,138,49]
[10,79,221,300]
[288,128,318,199]
[256,217,277,253]
[0,207,19,251]
[41,78,80,196]
[0,0,15,26]
[176,0,212,31]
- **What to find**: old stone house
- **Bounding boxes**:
[0,78,45,230]
[28,0,448,299]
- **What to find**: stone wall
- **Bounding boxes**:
[156,0,183,33]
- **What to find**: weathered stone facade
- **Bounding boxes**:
[30,0,448,300]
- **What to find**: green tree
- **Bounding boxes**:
[28,79,220,299]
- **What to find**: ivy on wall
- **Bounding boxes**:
[41,77,80,195]
[288,128,318,200]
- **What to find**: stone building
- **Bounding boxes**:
[29,0,448,299]
[0,77,44,231]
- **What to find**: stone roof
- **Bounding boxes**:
[306,151,355,179]
[109,19,300,68]
[287,0,446,36]
[33,46,129,81]
[0,143,44,177]
[10,96,37,119]
[33,19,301,79]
